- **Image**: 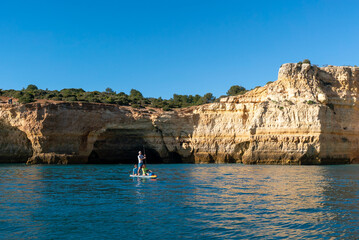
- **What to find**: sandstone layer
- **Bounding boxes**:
[1,63,358,164]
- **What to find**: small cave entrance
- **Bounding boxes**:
[88,128,163,164]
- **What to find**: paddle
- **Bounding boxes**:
[143,145,147,165]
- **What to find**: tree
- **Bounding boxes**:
[181,95,189,106]
[192,95,201,105]
[129,89,144,103]
[172,94,182,107]
[26,84,38,91]
[202,93,216,103]
[226,85,247,96]
[105,87,115,94]
[116,92,129,105]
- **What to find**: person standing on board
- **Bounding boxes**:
[137,151,146,175]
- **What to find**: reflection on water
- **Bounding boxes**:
[184,166,358,239]
[0,164,358,239]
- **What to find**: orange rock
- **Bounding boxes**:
[1,63,358,164]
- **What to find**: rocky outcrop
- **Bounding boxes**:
[193,63,359,164]
[0,63,358,164]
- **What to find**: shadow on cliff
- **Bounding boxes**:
[0,120,33,163]
[315,67,359,164]
[88,128,161,164]
[87,125,187,164]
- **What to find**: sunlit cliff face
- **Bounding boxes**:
[0,63,358,164]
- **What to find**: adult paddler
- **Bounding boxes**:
[137,151,146,175]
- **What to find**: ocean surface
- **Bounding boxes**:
[0,164,358,240]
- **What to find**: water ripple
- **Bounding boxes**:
[0,164,358,239]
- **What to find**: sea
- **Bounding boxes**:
[0,164,358,239]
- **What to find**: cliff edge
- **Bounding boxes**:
[1,63,358,164]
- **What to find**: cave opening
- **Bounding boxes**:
[88,128,163,164]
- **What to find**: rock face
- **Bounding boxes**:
[0,63,359,164]
[0,119,32,163]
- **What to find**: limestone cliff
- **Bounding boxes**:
[0,63,358,164]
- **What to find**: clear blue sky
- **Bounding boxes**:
[1,0,358,99]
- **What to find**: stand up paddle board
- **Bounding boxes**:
[130,174,157,179]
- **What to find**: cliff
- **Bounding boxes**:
[1,63,358,164]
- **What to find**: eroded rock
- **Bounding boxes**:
[1,63,359,164]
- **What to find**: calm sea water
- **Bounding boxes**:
[0,164,358,240]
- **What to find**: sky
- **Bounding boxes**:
[0,0,358,99]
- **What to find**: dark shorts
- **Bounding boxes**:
[138,162,144,168]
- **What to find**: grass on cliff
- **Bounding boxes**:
[0,84,248,110]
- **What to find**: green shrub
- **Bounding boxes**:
[116,96,130,105]
[226,85,247,96]
[52,96,63,101]
[104,97,116,104]
[45,93,57,99]
[162,105,171,111]
[1,85,231,109]
[18,93,35,103]
[26,84,38,91]
[203,93,216,103]
[303,59,311,64]
[60,88,85,98]
[129,89,144,103]
[131,103,140,108]
[306,100,315,105]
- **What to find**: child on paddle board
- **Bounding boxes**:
[142,164,154,176]
[132,164,138,175]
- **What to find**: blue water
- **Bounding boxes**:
[0,164,358,239]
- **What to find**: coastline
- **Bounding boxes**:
[1,63,359,165]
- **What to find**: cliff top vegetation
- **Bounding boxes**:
[0,84,248,110]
